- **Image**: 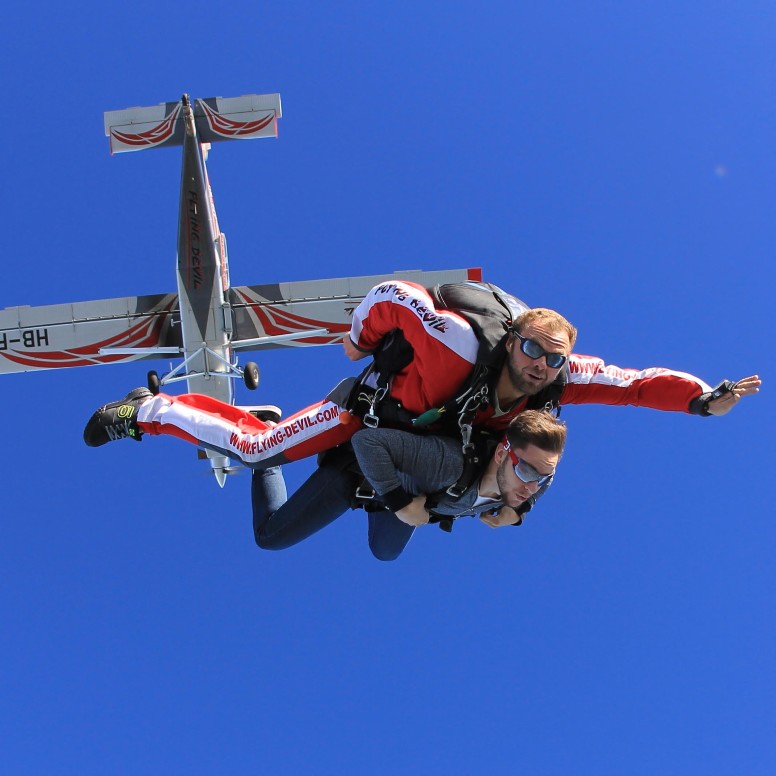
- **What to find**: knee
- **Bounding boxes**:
[253,523,268,549]
[253,520,285,551]
[368,544,402,562]
[254,534,277,551]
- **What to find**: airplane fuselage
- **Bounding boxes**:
[177,99,233,406]
[176,98,234,482]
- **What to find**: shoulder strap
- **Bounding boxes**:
[428,281,530,367]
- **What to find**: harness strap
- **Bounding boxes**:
[445,445,483,498]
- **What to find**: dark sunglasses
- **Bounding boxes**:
[503,439,555,487]
[512,331,567,369]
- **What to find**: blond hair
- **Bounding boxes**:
[513,308,577,349]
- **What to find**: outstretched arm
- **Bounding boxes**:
[563,356,762,416]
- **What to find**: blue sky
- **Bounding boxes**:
[1,3,773,774]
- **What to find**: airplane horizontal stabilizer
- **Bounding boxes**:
[105,93,282,154]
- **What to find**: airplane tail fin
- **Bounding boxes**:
[104,93,282,154]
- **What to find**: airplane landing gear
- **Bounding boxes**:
[147,370,161,395]
[243,362,260,391]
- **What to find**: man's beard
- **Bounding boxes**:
[505,358,554,396]
[496,459,529,508]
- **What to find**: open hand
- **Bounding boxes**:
[707,374,761,416]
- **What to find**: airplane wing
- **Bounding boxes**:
[0,268,480,375]
[0,293,181,374]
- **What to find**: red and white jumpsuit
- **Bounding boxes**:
[136,280,713,466]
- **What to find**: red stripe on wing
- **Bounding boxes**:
[0,299,177,370]
[199,101,275,138]
[110,104,182,148]
[233,289,348,345]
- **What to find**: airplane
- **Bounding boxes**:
[0,92,481,485]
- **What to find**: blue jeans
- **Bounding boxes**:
[251,458,415,561]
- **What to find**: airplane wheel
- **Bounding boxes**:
[243,362,260,391]
[147,370,161,395]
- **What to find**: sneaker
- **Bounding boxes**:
[83,387,153,447]
[242,404,283,424]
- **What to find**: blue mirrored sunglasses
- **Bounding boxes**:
[512,331,567,369]
[503,440,554,488]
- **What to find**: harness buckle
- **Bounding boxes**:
[362,412,380,428]
[363,385,388,428]
[445,482,468,498]
[355,482,376,500]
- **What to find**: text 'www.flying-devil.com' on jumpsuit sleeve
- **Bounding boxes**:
[560,355,712,412]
